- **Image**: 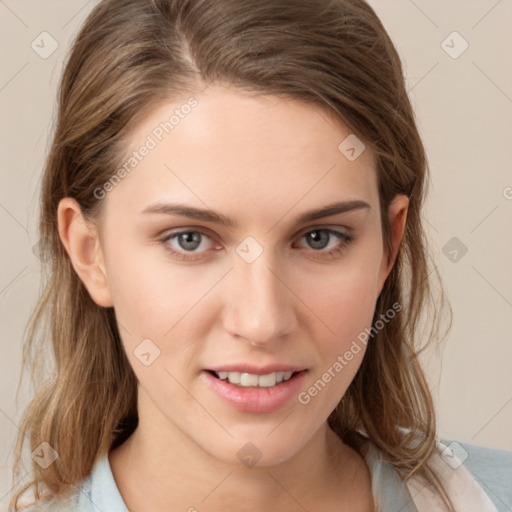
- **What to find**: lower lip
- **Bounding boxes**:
[202,370,307,413]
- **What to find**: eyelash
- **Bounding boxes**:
[158,228,354,262]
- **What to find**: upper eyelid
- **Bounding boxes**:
[163,223,353,236]
[163,225,350,236]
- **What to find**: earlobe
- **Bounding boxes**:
[57,197,113,307]
[377,194,409,293]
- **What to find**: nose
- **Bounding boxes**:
[221,253,298,347]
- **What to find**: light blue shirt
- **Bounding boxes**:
[24,439,512,511]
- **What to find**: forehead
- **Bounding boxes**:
[105,84,378,222]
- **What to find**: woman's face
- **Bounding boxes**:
[73,84,407,466]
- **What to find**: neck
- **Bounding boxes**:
[109,395,371,511]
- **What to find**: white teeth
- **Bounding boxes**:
[258,373,277,387]
[240,373,259,386]
[214,371,296,387]
[227,371,241,384]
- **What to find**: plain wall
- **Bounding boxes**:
[1,0,511,505]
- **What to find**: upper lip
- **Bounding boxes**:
[206,364,308,375]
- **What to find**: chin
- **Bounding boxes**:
[202,431,313,469]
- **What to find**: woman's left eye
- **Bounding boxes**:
[159,228,353,261]
[294,228,354,259]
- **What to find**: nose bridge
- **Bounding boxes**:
[223,248,296,344]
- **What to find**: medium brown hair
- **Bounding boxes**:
[11,0,453,509]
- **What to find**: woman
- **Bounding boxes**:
[10,0,511,511]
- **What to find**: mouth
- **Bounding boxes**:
[207,370,299,388]
[202,367,308,413]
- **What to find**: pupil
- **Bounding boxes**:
[309,230,328,249]
[179,232,201,250]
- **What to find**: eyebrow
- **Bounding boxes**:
[141,200,371,228]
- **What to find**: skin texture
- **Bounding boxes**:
[58,84,408,511]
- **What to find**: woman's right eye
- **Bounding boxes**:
[160,230,218,260]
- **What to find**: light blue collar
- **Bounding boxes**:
[362,439,419,511]
[78,453,129,511]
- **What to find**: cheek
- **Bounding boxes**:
[103,234,220,344]
[301,257,381,346]
[334,270,379,335]
[296,266,380,413]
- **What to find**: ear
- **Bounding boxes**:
[377,194,409,294]
[57,197,113,307]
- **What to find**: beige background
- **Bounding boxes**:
[1,0,511,505]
